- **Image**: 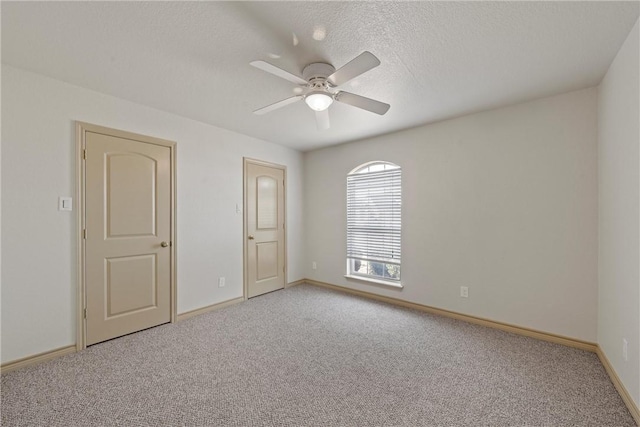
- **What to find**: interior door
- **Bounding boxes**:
[85,130,171,345]
[245,161,285,298]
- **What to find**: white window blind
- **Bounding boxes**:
[347,166,401,266]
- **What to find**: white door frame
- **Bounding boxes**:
[243,157,287,300]
[75,122,177,351]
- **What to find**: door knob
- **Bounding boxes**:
[160,241,169,247]
[248,235,254,240]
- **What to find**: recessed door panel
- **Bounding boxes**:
[246,161,285,298]
[256,176,277,230]
[106,254,157,317]
[85,130,171,346]
[256,241,278,281]
[107,153,157,238]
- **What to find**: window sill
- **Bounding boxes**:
[344,275,404,289]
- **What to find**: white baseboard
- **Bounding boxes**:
[596,346,640,425]
[304,279,597,351]
[1,345,76,374]
[176,296,244,322]
[286,279,306,288]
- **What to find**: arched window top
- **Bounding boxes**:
[349,161,400,175]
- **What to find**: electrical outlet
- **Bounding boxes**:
[312,261,317,270]
[218,277,225,288]
[460,286,469,298]
[622,338,628,362]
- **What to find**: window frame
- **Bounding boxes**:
[345,161,402,288]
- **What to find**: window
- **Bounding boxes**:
[346,161,401,286]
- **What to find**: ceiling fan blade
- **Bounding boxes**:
[253,95,303,115]
[250,60,308,85]
[315,109,330,130]
[327,51,380,87]
[336,91,390,115]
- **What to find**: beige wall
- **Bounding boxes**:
[304,88,598,342]
[0,65,304,364]
[598,18,640,407]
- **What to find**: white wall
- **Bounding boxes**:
[0,65,304,364]
[598,18,640,407]
[305,88,598,342]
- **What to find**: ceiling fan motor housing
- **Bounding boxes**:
[302,63,336,84]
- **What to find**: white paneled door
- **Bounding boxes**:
[245,161,286,298]
[84,129,172,345]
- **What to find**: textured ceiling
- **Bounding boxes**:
[2,2,639,151]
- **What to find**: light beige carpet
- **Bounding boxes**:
[1,284,635,426]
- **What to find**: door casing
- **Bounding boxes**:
[76,122,177,351]
[243,158,287,299]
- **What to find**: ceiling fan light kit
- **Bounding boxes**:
[305,92,333,111]
[251,51,390,130]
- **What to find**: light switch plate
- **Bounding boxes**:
[59,197,72,211]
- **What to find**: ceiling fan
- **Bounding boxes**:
[250,51,390,130]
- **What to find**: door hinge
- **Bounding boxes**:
[83,229,87,239]
[83,308,87,319]
[82,149,86,160]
